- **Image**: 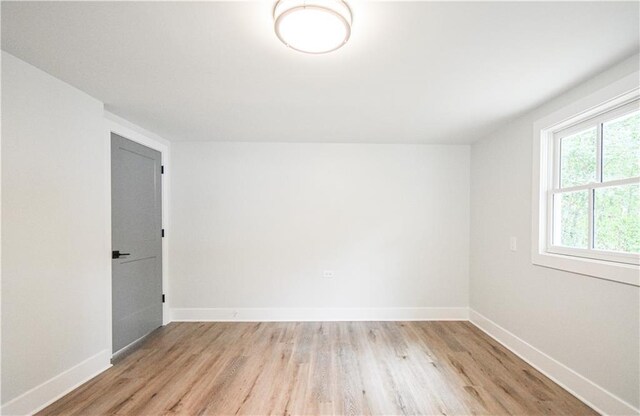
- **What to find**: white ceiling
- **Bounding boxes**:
[2,1,639,144]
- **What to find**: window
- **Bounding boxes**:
[532,74,640,286]
[549,101,640,265]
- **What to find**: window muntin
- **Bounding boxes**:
[549,101,640,265]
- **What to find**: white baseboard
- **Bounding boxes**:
[469,309,639,416]
[1,349,112,416]
[171,307,469,322]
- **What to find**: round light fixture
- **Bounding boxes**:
[274,0,352,54]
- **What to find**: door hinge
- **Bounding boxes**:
[161,229,165,238]
[161,165,164,174]
[162,294,166,303]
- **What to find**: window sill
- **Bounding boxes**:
[532,250,639,287]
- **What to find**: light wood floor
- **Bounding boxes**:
[38,322,598,416]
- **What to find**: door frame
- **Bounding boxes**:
[104,111,171,355]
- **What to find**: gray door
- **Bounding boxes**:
[111,133,162,354]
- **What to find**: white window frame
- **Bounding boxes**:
[532,71,640,287]
[549,100,640,264]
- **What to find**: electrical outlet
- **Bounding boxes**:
[322,270,335,279]
[509,237,517,252]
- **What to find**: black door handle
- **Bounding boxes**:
[112,250,131,259]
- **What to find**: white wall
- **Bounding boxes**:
[170,143,469,318]
[1,51,111,408]
[2,52,110,404]
[470,54,640,413]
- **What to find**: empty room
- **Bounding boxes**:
[1,1,639,415]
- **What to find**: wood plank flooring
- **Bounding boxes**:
[38,322,598,415]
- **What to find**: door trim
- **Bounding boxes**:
[104,111,171,357]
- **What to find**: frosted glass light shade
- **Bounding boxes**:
[274,0,352,54]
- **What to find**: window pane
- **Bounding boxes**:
[560,127,597,188]
[602,110,640,182]
[594,184,640,253]
[553,190,589,248]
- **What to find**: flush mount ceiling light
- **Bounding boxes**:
[274,0,352,54]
